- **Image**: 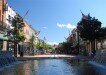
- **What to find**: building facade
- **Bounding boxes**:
[0,0,39,54]
[19,21,39,55]
[5,3,16,29]
[23,21,38,45]
[5,3,16,51]
[0,0,8,51]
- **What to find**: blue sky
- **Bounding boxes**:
[8,0,106,45]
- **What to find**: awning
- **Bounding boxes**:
[0,34,8,41]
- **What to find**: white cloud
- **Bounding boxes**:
[57,23,66,28]
[66,24,76,29]
[57,23,76,29]
[43,27,47,29]
[47,42,58,45]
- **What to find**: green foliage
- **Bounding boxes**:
[7,14,25,42]
[45,44,53,50]
[29,35,35,43]
[43,43,53,50]
[35,43,40,49]
[29,35,36,50]
[77,15,102,41]
[56,42,72,54]
[96,27,106,40]
[77,14,104,55]
[6,14,25,57]
[35,42,53,52]
[72,38,78,46]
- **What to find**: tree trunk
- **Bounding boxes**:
[91,40,96,55]
[94,39,96,54]
[95,39,97,50]
[101,39,103,49]
[14,41,17,57]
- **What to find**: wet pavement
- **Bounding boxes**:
[0,59,105,75]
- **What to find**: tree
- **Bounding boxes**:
[7,14,25,57]
[96,27,106,39]
[29,35,36,50]
[55,42,72,54]
[96,27,106,49]
[77,13,102,55]
[62,42,72,54]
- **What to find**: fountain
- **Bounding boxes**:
[89,49,106,70]
[93,49,106,64]
[0,51,16,68]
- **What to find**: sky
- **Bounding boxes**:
[8,0,106,45]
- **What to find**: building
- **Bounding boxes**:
[66,28,85,54]
[29,25,39,45]
[0,0,39,56]
[5,3,16,29]
[19,21,39,55]
[0,0,8,51]
[5,3,16,51]
[0,0,17,51]
[23,21,38,46]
